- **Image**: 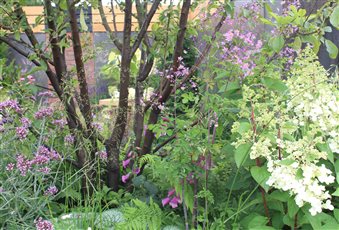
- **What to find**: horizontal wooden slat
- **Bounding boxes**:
[21,5,200,32]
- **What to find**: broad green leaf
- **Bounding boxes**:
[234,143,251,168]
[330,6,339,29]
[261,77,288,93]
[325,39,338,59]
[269,190,289,202]
[332,188,339,196]
[334,209,339,222]
[250,165,270,192]
[260,17,274,26]
[269,35,285,52]
[287,196,299,218]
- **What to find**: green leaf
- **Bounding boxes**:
[330,6,339,29]
[248,215,269,228]
[79,8,88,32]
[334,209,339,222]
[287,196,299,218]
[250,165,270,192]
[325,39,338,59]
[261,77,288,93]
[269,191,289,202]
[234,143,251,168]
[269,35,285,52]
[332,188,339,196]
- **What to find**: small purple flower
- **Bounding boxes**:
[0,100,22,113]
[6,163,15,171]
[64,134,75,144]
[44,185,58,196]
[16,126,28,140]
[133,167,140,175]
[35,107,54,119]
[34,217,54,230]
[96,150,107,160]
[123,158,131,169]
[16,155,32,176]
[20,117,31,128]
[38,91,55,97]
[162,197,170,207]
[38,167,51,174]
[92,122,103,132]
[52,119,67,129]
[122,173,130,183]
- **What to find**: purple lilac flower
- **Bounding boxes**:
[16,126,29,140]
[34,107,54,119]
[34,217,54,230]
[44,185,58,196]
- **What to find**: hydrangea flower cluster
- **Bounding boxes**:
[232,48,338,216]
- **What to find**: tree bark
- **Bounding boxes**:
[106,0,133,191]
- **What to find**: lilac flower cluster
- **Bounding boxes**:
[44,185,58,196]
[162,189,182,208]
[34,107,54,119]
[34,217,54,230]
[221,29,262,78]
[16,155,32,176]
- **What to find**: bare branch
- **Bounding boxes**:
[98,0,123,52]
[130,0,161,57]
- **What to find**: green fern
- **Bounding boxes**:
[139,154,158,166]
[117,198,163,230]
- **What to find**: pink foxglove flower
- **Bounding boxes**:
[162,197,170,207]
[122,173,130,183]
[169,196,182,209]
[122,158,131,168]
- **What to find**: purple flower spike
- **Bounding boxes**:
[122,173,130,183]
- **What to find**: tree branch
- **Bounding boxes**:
[130,0,161,57]
[98,0,123,52]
